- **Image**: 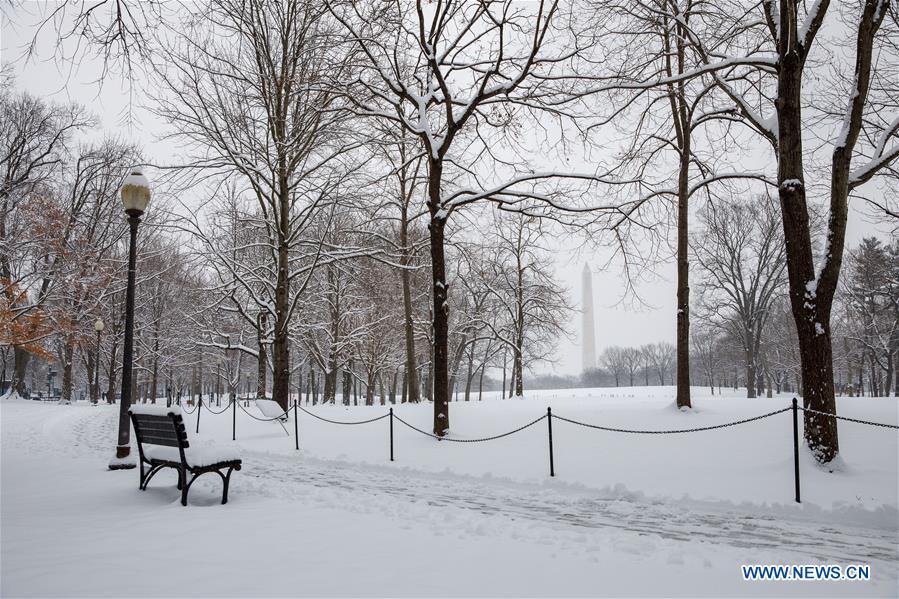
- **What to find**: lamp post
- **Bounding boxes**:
[109,169,150,470]
[94,317,104,405]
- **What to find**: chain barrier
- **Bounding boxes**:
[552,407,792,434]
[296,404,390,425]
[799,406,899,429]
[392,413,548,443]
[179,401,198,414]
[162,395,898,505]
[202,400,231,415]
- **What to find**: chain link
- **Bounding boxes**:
[799,406,899,429]
[392,413,548,442]
[552,407,791,434]
[297,404,390,425]
[179,401,198,414]
[202,400,231,415]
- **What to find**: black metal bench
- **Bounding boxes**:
[129,406,242,506]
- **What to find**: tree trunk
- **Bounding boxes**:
[10,347,30,398]
[401,371,407,403]
[745,343,757,399]
[151,339,159,405]
[428,160,449,434]
[400,208,420,404]
[257,311,268,400]
[365,371,375,406]
[389,370,397,405]
[477,363,486,402]
[674,144,691,409]
[776,37,839,462]
[448,335,467,403]
[106,336,118,403]
[501,349,507,399]
[513,344,523,398]
[61,336,74,403]
[87,349,98,403]
[464,346,474,402]
[343,365,352,406]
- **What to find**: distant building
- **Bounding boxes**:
[582,263,596,372]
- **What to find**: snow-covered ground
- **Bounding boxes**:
[2,387,897,597]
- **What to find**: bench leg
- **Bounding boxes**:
[140,464,165,491]
[222,467,235,504]
[181,469,193,506]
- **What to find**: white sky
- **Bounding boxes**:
[2,4,893,377]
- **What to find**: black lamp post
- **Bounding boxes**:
[109,169,150,470]
[94,317,104,405]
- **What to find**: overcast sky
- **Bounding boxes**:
[2,4,893,377]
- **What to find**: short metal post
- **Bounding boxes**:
[389,408,394,462]
[196,396,202,434]
[232,396,236,441]
[547,407,555,477]
[792,397,801,503]
[294,400,299,451]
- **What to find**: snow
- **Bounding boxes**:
[255,399,288,420]
[798,0,826,44]
[121,169,149,188]
[2,389,897,597]
[805,278,818,310]
[129,404,181,417]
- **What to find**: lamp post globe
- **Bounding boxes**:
[110,168,150,470]
[121,170,151,215]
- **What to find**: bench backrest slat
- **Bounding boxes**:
[131,411,190,450]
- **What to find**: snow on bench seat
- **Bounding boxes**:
[129,404,182,417]
[143,444,242,468]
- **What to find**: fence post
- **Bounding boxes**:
[547,407,555,477]
[389,408,394,462]
[792,397,801,503]
[232,396,236,441]
[196,396,202,434]
[294,399,299,451]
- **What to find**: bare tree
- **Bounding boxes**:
[484,212,570,397]
[156,0,358,411]
[693,197,787,398]
[691,324,721,394]
[599,346,627,386]
[700,0,899,461]
[843,237,899,397]
[328,0,591,434]
[0,87,92,396]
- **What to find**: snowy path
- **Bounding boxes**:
[60,403,898,566]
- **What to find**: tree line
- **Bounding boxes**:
[1,0,897,465]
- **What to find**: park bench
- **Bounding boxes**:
[255,398,291,435]
[129,405,242,506]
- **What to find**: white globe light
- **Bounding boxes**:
[121,169,151,215]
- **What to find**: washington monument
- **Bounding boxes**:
[582,263,597,371]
